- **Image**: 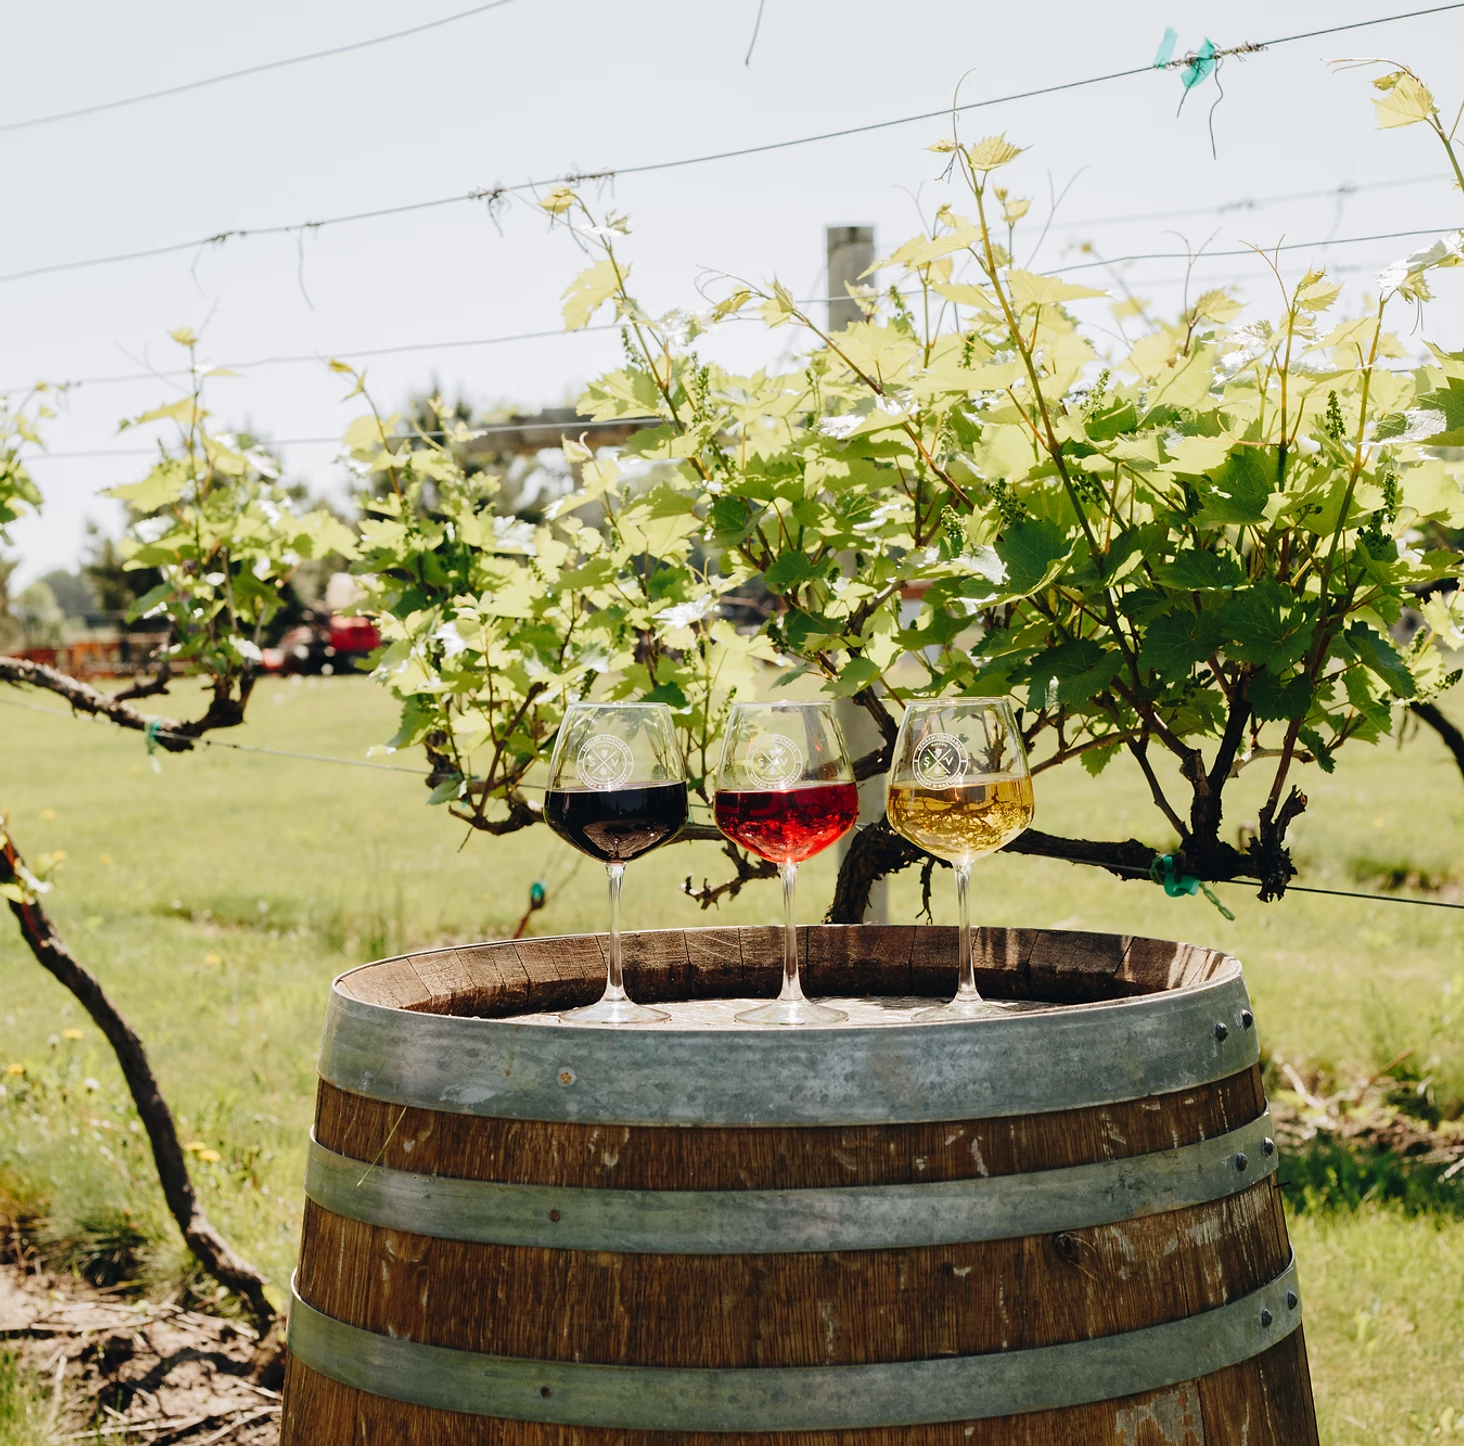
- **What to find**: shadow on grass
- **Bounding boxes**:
[1280,1137,1464,1219]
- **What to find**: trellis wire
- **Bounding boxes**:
[2,172,1450,398]
[0,1,519,135]
[12,214,1463,455]
[4,4,1463,288]
[2,693,1460,914]
[0,692,427,774]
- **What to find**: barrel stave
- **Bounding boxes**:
[311,1070,1266,1192]
[293,1178,1288,1369]
[1197,1327,1320,1444]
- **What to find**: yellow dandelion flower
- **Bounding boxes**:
[61,1029,83,1041]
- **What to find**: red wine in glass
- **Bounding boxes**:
[543,702,688,1025]
[546,782,689,864]
[714,782,859,864]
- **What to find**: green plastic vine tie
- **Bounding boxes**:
[1181,38,1217,90]
[1152,27,1178,68]
[144,719,163,774]
[1149,853,1236,921]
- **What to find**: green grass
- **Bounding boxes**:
[1291,1210,1464,1442]
[0,1351,50,1446]
[1,677,1463,1438]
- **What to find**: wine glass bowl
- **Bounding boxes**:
[714,702,858,1026]
[885,700,1034,1020]
[544,702,688,1025]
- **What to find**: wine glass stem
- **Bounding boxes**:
[604,862,627,1003]
[954,861,982,1001]
[777,862,805,1003]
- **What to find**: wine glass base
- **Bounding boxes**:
[735,998,848,1026]
[559,996,671,1026]
[915,997,1010,1022]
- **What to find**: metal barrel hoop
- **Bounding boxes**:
[305,1111,1279,1255]
[287,1254,1303,1431]
[318,959,1257,1127]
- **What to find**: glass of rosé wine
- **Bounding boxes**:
[714,702,859,1026]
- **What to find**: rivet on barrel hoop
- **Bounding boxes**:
[1263,1137,1276,1157]
[1259,1308,1273,1328]
[1233,1152,1249,1172]
[1241,1009,1254,1029]
[558,1070,575,1086]
[1287,1290,1299,1311]
[1213,1022,1229,1042]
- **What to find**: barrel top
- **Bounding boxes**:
[317,926,1254,1126]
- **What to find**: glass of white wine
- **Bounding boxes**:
[886,700,1034,1020]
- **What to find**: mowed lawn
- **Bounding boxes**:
[1,676,1463,1441]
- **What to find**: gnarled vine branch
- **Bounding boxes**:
[823,815,1290,926]
[0,657,253,751]
[0,827,274,1327]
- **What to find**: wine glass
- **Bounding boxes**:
[885,700,1034,1020]
[714,702,859,1026]
[543,702,689,1025]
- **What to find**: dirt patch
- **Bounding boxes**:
[1270,1055,1464,1167]
[0,1259,280,1443]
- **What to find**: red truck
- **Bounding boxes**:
[261,614,380,675]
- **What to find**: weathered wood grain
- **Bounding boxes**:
[312,1067,1265,1190]
[1197,1325,1320,1444]
[335,926,1225,1016]
[283,1347,1292,1443]
[294,1183,1287,1368]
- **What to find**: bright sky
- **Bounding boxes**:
[4,0,1463,585]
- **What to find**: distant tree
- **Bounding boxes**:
[10,579,64,647]
[85,521,160,616]
[0,557,20,654]
[35,568,97,619]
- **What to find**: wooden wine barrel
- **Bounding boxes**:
[281,925,1318,1445]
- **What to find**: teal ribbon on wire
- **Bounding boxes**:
[144,719,163,774]
[1151,29,1217,89]
[1180,38,1217,90]
[1149,853,1236,921]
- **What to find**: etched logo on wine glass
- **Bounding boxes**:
[577,734,635,790]
[745,733,803,788]
[913,732,970,788]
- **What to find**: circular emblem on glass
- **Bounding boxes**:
[913,732,970,788]
[745,733,804,788]
[577,734,635,790]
